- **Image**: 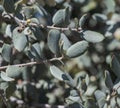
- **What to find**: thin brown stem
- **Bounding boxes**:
[43,25,82,32]
[0,56,63,71]
[4,15,82,32]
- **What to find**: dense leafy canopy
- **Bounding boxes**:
[0,0,120,108]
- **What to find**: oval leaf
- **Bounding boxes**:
[12,27,28,52]
[48,29,60,55]
[82,30,104,43]
[50,65,64,81]
[105,70,113,89]
[111,55,120,78]
[66,41,88,58]
[60,33,71,51]
[6,66,23,78]
[1,72,14,82]
[30,42,43,60]
[79,14,88,28]
[52,7,70,27]
[50,65,76,88]
[1,43,12,62]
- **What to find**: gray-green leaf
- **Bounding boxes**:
[13,27,28,52]
[1,72,14,82]
[6,66,23,78]
[82,30,104,43]
[66,41,88,58]
[111,55,120,78]
[48,29,60,55]
[94,90,106,108]
[79,14,88,28]
[50,65,76,88]
[92,13,107,23]
[1,43,12,62]
[60,33,71,51]
[103,0,115,14]
[52,7,70,27]
[30,42,43,60]
[105,70,113,89]
[50,65,64,81]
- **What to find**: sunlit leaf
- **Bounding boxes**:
[60,33,71,51]
[82,30,105,43]
[52,7,70,27]
[12,27,28,52]
[66,41,88,58]
[50,65,76,87]
[79,14,88,28]
[48,29,60,55]
[50,65,64,81]
[6,66,23,78]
